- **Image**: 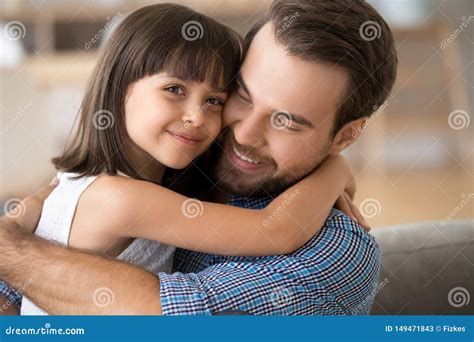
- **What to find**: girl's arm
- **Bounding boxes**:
[88,155,355,256]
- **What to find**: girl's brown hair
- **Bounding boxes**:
[53,3,242,179]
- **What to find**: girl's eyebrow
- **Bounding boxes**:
[154,74,227,94]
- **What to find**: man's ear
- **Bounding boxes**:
[328,117,368,155]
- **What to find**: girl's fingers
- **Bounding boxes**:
[346,193,371,231]
[336,194,358,223]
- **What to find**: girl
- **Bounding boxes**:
[21,4,366,315]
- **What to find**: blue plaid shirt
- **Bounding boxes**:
[0,196,381,315]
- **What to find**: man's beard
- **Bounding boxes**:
[211,127,331,198]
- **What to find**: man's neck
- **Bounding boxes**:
[209,188,231,204]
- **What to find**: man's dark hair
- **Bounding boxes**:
[244,0,398,137]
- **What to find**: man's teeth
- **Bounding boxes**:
[233,146,260,164]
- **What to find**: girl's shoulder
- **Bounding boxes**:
[79,173,136,215]
[68,173,138,253]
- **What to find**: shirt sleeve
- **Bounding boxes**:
[158,210,381,315]
[0,281,22,312]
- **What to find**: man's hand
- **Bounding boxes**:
[2,178,58,234]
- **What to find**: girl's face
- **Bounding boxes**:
[124,73,226,170]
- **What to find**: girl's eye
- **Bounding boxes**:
[206,97,225,106]
[165,85,185,96]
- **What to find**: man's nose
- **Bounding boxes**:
[233,111,267,148]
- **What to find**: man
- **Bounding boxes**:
[0,0,396,315]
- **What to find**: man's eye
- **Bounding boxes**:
[165,86,185,96]
[206,97,224,106]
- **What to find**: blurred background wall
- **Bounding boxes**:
[0,0,472,227]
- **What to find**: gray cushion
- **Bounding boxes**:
[370,220,473,315]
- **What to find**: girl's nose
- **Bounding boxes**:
[182,109,205,127]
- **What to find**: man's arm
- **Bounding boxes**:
[0,178,164,316]
[0,218,162,315]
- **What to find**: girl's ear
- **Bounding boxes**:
[327,117,368,155]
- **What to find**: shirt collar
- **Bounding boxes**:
[227,195,275,209]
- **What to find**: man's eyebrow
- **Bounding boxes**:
[236,73,314,129]
[236,73,251,97]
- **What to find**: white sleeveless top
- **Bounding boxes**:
[21,172,175,315]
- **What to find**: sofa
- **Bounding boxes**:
[370,219,473,315]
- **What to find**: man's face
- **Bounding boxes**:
[215,23,349,196]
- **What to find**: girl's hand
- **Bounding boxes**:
[329,159,370,231]
[2,178,59,234]
[335,191,371,232]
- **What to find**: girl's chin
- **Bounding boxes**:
[159,156,194,170]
